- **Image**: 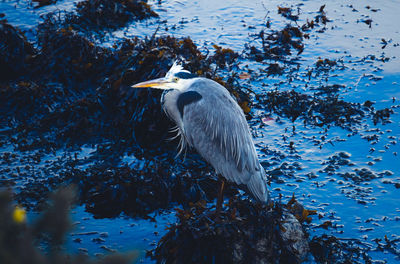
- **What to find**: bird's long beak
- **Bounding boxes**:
[131,77,170,89]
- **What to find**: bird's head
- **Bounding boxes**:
[132,61,197,91]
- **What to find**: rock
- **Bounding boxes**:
[280,210,309,261]
[151,198,309,263]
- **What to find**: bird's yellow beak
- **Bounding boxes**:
[131,77,170,89]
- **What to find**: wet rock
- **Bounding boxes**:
[280,210,309,260]
[7,140,241,216]
[151,198,309,263]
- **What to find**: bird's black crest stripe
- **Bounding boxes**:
[177,91,202,118]
[175,72,197,79]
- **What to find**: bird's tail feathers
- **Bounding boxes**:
[247,168,270,204]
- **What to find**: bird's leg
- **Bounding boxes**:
[215,177,226,218]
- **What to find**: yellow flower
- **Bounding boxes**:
[13,206,26,223]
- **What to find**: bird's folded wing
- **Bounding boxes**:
[182,83,260,185]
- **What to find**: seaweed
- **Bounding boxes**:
[0,20,36,81]
[75,0,158,30]
[151,198,309,263]
[0,12,251,222]
[261,90,365,130]
[253,24,305,60]
[310,235,372,263]
[66,162,237,218]
[210,44,240,70]
[37,0,158,32]
[247,5,331,63]
[372,107,393,125]
[2,13,246,152]
[277,6,299,21]
[7,143,241,218]
[1,2,399,263]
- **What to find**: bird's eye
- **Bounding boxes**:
[173,77,179,82]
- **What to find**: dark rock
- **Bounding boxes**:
[151,198,308,263]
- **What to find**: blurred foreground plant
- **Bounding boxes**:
[0,186,137,264]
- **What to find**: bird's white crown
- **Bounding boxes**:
[166,61,191,78]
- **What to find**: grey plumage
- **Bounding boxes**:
[189,79,269,203]
[132,63,270,203]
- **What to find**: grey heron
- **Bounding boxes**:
[132,62,270,211]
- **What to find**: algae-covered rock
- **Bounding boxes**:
[151,198,309,263]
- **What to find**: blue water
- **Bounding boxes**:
[66,206,176,262]
[1,0,399,262]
